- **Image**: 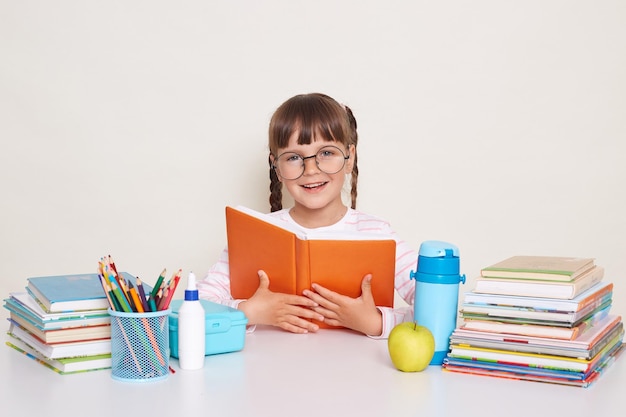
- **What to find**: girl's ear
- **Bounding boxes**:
[345,144,356,172]
[269,153,282,183]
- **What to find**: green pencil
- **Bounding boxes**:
[110,280,132,313]
[151,268,167,300]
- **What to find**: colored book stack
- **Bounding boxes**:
[442,255,625,388]
[3,272,119,374]
[3,256,175,375]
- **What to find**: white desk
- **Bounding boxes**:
[1,327,624,417]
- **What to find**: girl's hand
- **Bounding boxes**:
[238,270,324,334]
[303,274,383,337]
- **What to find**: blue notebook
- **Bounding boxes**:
[27,272,134,313]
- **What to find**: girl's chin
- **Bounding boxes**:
[293,196,344,212]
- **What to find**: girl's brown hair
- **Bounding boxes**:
[268,93,359,212]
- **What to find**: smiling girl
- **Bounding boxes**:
[197,93,417,338]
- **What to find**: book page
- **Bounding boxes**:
[233,205,395,241]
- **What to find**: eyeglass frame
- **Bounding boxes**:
[271,145,351,180]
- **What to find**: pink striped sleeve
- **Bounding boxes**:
[196,248,243,309]
[369,306,414,339]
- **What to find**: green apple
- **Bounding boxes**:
[387,322,435,372]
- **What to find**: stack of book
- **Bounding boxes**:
[2,272,126,374]
[442,255,625,388]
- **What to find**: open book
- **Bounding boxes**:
[225,206,397,317]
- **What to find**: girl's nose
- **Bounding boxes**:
[302,155,320,175]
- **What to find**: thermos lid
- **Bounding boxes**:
[411,240,465,284]
[418,240,460,258]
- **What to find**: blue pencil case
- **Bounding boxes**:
[168,299,248,358]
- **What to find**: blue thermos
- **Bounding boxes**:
[410,240,465,365]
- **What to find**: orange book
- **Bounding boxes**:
[226,206,396,327]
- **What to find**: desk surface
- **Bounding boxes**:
[1,327,624,417]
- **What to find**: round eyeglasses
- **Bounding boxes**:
[272,145,350,180]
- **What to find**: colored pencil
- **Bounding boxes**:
[157,287,169,311]
[117,274,133,307]
[160,271,181,311]
[136,278,150,312]
[108,255,119,275]
[114,316,143,373]
[110,279,132,313]
[141,317,165,366]
[129,287,144,313]
[101,279,122,311]
[151,268,167,300]
[98,274,115,310]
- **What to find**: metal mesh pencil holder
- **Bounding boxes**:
[109,308,171,382]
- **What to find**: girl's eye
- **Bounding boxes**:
[318,147,340,159]
[285,154,302,163]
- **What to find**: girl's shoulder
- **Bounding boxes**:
[345,208,393,233]
[266,208,291,221]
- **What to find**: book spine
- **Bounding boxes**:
[462,321,575,340]
[295,239,311,297]
[575,287,613,313]
[570,267,605,299]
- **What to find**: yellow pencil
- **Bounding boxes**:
[98,274,115,310]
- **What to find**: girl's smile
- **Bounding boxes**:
[300,181,328,190]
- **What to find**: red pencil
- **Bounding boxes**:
[108,255,119,275]
[157,287,169,311]
[160,272,181,310]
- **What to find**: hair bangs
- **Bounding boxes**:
[269,93,349,153]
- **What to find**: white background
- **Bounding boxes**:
[1,1,624,320]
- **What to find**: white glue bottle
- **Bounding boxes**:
[177,271,205,370]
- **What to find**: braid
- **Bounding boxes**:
[345,105,359,210]
[350,153,358,210]
[268,154,283,212]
